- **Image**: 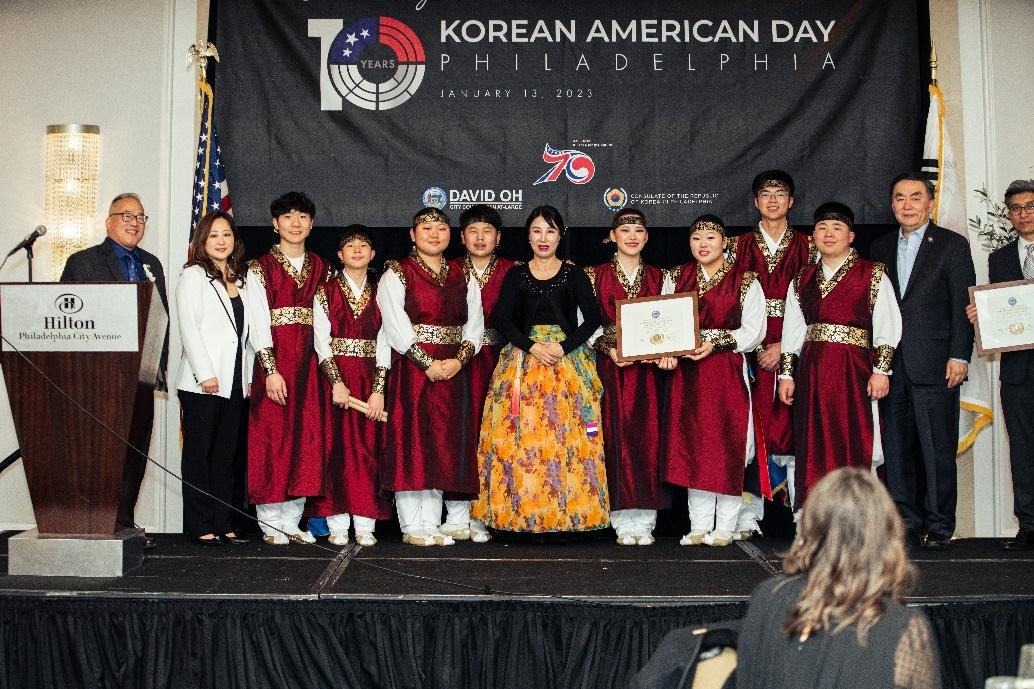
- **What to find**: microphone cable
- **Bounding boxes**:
[0,333,636,606]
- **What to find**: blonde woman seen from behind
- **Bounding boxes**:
[737,468,940,689]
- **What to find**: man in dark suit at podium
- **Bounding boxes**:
[870,173,975,551]
[969,180,1034,551]
[60,192,168,382]
[60,192,168,548]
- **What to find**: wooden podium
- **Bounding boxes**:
[0,282,167,576]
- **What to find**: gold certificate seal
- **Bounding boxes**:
[650,333,665,345]
[1009,322,1025,336]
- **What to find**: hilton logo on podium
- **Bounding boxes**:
[45,293,94,329]
[43,315,95,330]
[1,284,138,352]
[56,293,84,314]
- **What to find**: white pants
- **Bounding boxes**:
[255,497,306,536]
[326,513,377,534]
[396,490,441,534]
[610,509,657,536]
[688,490,741,535]
[442,500,471,530]
[396,491,471,534]
[737,493,764,533]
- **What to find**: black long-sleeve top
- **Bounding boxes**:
[492,262,602,354]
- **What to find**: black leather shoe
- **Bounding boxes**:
[921,534,952,551]
[195,536,223,547]
[905,529,923,551]
[219,533,250,545]
[1002,530,1034,551]
[144,535,158,549]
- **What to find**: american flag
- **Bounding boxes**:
[190,79,231,239]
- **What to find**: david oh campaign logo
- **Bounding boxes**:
[309,17,425,111]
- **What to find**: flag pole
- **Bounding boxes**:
[185,41,232,240]
[930,43,938,86]
[186,42,220,84]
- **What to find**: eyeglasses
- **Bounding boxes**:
[109,211,149,224]
[1008,203,1034,216]
[757,191,790,201]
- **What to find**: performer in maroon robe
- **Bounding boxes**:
[588,209,667,545]
[729,170,816,534]
[457,205,514,543]
[311,226,393,547]
[247,192,330,545]
[778,203,902,508]
[661,215,767,546]
[377,208,484,546]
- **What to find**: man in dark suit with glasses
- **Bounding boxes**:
[60,192,169,548]
[968,179,1034,551]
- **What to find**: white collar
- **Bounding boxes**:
[821,254,851,278]
[758,222,787,252]
[343,272,366,297]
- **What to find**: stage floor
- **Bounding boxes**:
[2,532,1033,689]
[2,531,1033,601]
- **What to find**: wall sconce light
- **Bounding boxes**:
[45,124,100,279]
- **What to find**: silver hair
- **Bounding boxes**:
[1004,180,1034,204]
[108,192,142,211]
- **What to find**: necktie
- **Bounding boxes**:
[121,253,141,281]
[1025,245,1034,281]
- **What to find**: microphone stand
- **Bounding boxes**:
[0,449,20,475]
[0,243,36,282]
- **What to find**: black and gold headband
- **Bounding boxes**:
[612,212,646,229]
[414,208,449,226]
[690,219,726,236]
[758,179,792,194]
[813,202,855,229]
[604,210,647,242]
[814,211,853,227]
[338,231,374,249]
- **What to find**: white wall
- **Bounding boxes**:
[956,0,1034,536]
[0,0,198,532]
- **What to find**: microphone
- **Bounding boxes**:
[6,226,46,257]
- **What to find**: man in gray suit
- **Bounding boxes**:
[870,173,975,551]
[60,192,168,547]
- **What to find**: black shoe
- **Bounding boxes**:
[195,536,223,547]
[921,534,952,551]
[144,535,158,549]
[219,533,250,545]
[905,529,923,552]
[1002,530,1034,551]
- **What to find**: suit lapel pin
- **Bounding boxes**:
[927,237,934,242]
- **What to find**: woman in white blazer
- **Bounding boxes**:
[176,210,254,546]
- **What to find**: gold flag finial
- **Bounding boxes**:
[187,42,220,82]
[930,43,938,86]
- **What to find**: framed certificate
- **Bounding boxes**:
[615,292,700,362]
[970,279,1034,355]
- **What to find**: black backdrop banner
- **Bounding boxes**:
[214,0,922,228]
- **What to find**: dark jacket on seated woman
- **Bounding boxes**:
[736,468,940,689]
[738,575,938,689]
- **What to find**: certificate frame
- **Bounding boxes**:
[970,279,1034,355]
[615,292,700,362]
